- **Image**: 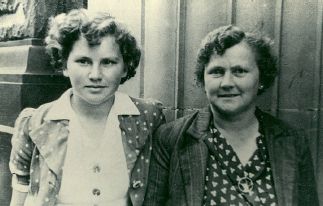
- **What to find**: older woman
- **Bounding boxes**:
[9,9,165,206]
[144,25,318,206]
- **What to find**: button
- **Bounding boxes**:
[133,180,142,188]
[93,188,100,196]
[93,165,101,173]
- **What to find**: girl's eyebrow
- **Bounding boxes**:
[101,56,120,61]
[73,55,91,59]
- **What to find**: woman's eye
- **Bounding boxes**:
[209,69,224,77]
[232,68,248,77]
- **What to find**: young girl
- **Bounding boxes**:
[10,9,165,206]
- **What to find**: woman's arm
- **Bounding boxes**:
[297,131,319,205]
[10,189,27,206]
[143,124,172,206]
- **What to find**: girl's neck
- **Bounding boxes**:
[70,94,115,120]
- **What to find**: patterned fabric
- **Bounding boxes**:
[9,89,166,206]
[143,106,318,206]
[203,123,277,206]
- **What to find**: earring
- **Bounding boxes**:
[259,85,264,90]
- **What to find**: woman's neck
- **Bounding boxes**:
[211,107,260,166]
[211,106,259,139]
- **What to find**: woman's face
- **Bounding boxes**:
[204,42,260,117]
[64,35,126,105]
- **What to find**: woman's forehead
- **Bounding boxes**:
[208,43,257,65]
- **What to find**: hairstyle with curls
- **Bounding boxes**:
[45,9,141,84]
[195,25,278,95]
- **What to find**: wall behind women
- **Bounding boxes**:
[89,0,323,202]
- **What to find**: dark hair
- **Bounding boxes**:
[45,9,141,84]
[195,25,278,95]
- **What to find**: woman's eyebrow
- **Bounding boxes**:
[208,66,225,70]
[231,65,244,70]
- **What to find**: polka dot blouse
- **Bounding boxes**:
[9,89,165,206]
[203,123,278,206]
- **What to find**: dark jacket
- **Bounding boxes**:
[144,106,318,206]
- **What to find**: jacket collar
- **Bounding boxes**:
[44,89,73,121]
[186,106,212,140]
[44,89,140,121]
[30,90,141,175]
[255,107,286,138]
[186,106,286,140]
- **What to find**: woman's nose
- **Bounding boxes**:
[88,64,102,80]
[220,72,234,88]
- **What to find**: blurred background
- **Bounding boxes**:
[0,0,322,205]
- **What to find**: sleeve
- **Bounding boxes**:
[9,108,35,192]
[150,98,166,130]
[297,130,319,205]
[143,123,172,206]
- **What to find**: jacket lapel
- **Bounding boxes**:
[29,120,69,176]
[256,109,296,205]
[178,107,211,206]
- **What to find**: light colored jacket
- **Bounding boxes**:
[10,91,165,206]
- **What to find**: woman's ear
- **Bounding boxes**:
[122,66,128,78]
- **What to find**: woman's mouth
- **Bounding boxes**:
[86,85,106,88]
[217,94,240,97]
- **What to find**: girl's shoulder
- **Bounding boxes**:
[16,101,55,129]
[129,96,164,115]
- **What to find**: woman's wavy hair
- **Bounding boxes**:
[45,9,141,84]
[195,25,278,95]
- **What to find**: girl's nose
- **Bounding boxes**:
[88,64,102,80]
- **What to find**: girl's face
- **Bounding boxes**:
[204,42,260,117]
[64,36,126,106]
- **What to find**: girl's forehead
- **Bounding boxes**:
[69,36,122,59]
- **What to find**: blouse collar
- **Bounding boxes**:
[44,89,140,121]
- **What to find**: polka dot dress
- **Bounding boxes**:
[203,124,277,206]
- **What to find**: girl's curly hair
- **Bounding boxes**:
[195,25,278,95]
[45,9,141,84]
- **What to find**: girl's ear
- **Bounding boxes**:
[63,69,69,77]
[62,60,69,77]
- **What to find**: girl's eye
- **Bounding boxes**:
[101,59,116,66]
[76,59,91,65]
[232,67,248,77]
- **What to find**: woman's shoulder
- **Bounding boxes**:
[155,111,199,138]
[256,108,304,136]
[152,111,200,152]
